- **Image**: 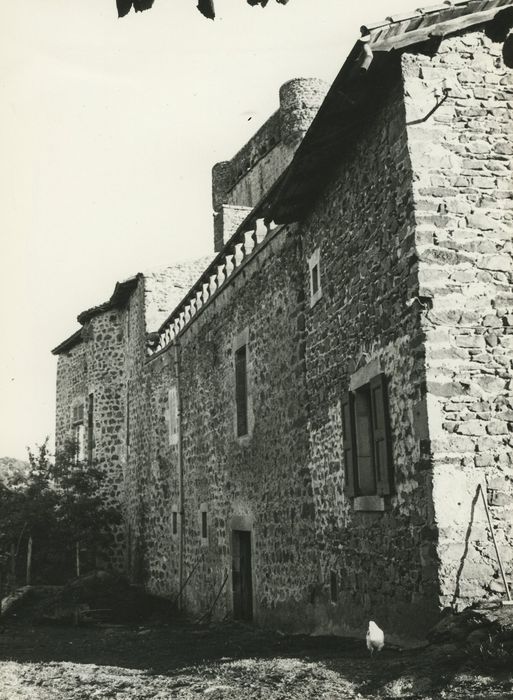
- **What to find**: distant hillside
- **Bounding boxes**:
[0,457,29,486]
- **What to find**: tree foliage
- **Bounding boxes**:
[0,457,29,487]
[0,441,120,585]
[116,0,291,20]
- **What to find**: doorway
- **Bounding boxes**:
[232,530,253,621]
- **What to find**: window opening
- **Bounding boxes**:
[342,373,393,498]
[308,248,322,306]
[235,345,248,436]
[72,403,85,463]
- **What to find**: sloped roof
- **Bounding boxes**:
[77,274,143,325]
[52,258,214,355]
[363,0,513,51]
[51,328,84,356]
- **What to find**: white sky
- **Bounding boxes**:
[0,0,420,459]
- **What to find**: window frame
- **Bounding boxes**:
[199,504,208,546]
[168,385,179,446]
[308,248,322,307]
[342,364,394,510]
[71,402,86,463]
[235,344,248,437]
[233,328,253,441]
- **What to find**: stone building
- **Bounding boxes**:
[53,0,513,642]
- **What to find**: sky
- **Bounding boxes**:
[0,0,421,460]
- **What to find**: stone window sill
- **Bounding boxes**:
[310,290,322,308]
[353,495,386,512]
[236,433,252,446]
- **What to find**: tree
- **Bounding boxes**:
[117,0,291,20]
[0,441,120,587]
[50,443,121,577]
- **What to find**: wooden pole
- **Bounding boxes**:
[479,483,512,602]
[172,554,202,606]
[199,572,229,624]
[26,536,32,586]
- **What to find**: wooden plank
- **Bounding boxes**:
[417,3,451,13]
[421,6,466,25]
[363,19,392,32]
[401,14,429,32]
[383,19,413,38]
[371,6,508,50]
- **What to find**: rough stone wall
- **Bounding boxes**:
[53,24,513,638]
[125,74,442,642]
[122,275,175,585]
[403,29,513,609]
[55,339,87,455]
[299,75,439,641]
[53,261,217,579]
[54,309,128,569]
[130,226,319,624]
[143,258,214,332]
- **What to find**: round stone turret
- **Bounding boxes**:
[211,77,329,230]
[212,160,234,210]
[279,78,330,147]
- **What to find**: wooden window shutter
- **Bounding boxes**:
[370,373,393,495]
[341,392,356,497]
[73,404,84,424]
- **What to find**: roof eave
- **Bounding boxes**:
[51,328,83,356]
[76,273,143,324]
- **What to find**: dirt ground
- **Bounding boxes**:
[0,616,512,700]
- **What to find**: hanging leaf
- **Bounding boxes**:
[197,0,215,20]
[118,0,292,19]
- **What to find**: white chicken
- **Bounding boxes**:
[366,620,385,656]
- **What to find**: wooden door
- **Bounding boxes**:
[232,530,253,621]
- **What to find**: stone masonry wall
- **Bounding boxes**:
[129,225,319,624]
[54,309,128,570]
[403,29,513,609]
[123,275,174,585]
[126,72,442,642]
[54,261,217,581]
[143,258,214,332]
[55,339,87,455]
[54,23,512,639]
[299,75,439,641]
